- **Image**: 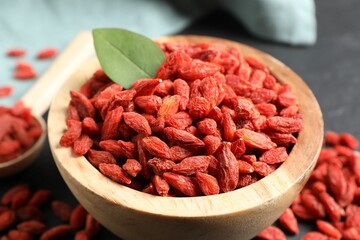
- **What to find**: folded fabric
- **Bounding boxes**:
[221,0,317,46]
[0,0,316,106]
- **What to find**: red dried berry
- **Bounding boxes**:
[99,163,131,185]
[0,86,13,97]
[7,48,26,57]
[163,172,201,197]
[0,210,16,231]
[52,200,72,222]
[217,142,239,192]
[37,47,57,59]
[17,220,47,235]
[142,136,171,159]
[278,208,299,235]
[84,214,100,238]
[256,226,286,240]
[195,171,220,196]
[172,155,210,175]
[40,224,72,240]
[70,204,88,230]
[14,68,37,80]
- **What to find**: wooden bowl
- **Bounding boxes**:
[48,35,323,240]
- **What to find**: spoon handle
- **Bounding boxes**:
[21,31,94,116]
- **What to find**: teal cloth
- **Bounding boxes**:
[0,0,316,107]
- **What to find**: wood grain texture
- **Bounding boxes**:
[48,35,323,240]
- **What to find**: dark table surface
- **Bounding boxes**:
[1,1,360,239]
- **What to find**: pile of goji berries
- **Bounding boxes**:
[0,184,100,240]
[0,47,57,99]
[0,102,42,163]
[255,131,360,240]
[60,42,302,197]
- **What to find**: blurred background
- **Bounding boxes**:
[1,0,360,239]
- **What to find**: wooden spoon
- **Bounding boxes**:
[0,32,94,177]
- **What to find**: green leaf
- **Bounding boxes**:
[92,28,165,89]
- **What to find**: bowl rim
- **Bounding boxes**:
[48,35,323,218]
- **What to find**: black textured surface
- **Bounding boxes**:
[1,1,360,239]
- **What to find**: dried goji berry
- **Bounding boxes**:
[86,149,116,168]
[195,171,220,196]
[70,204,87,230]
[197,118,217,135]
[134,95,162,114]
[163,172,201,197]
[0,210,16,231]
[237,160,254,174]
[0,86,13,97]
[122,159,142,177]
[172,156,210,175]
[316,220,342,239]
[1,184,29,205]
[142,136,171,159]
[59,120,82,147]
[339,132,359,149]
[235,128,276,150]
[70,90,95,118]
[123,112,151,135]
[252,161,273,177]
[164,111,193,130]
[217,142,239,192]
[11,187,31,210]
[222,111,236,142]
[101,106,123,140]
[117,140,137,159]
[8,229,32,240]
[173,79,190,110]
[291,204,319,221]
[51,200,72,222]
[278,208,299,235]
[163,127,204,147]
[203,135,222,156]
[7,48,26,57]
[37,47,57,59]
[131,78,161,97]
[147,157,175,175]
[84,214,100,238]
[324,131,340,146]
[98,163,131,185]
[40,224,72,240]
[318,192,343,222]
[342,228,360,240]
[255,226,286,240]
[14,68,37,80]
[300,191,326,218]
[266,116,302,133]
[152,175,170,196]
[74,230,90,240]
[73,134,93,155]
[259,147,288,164]
[16,205,44,222]
[17,220,47,235]
[169,145,194,162]
[154,79,174,97]
[157,95,180,117]
[301,231,328,240]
